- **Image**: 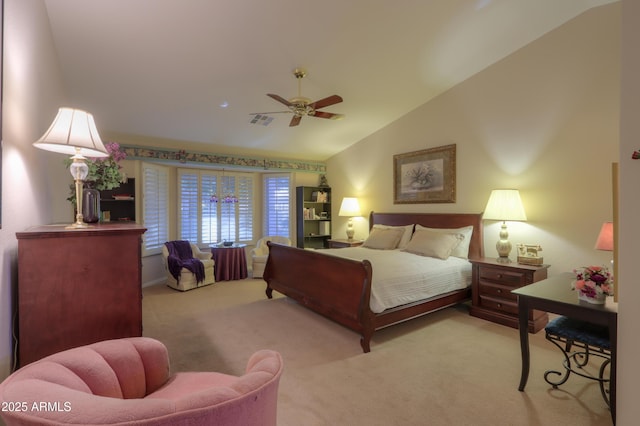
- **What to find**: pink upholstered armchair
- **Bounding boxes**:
[0,337,283,425]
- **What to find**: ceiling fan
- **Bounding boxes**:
[251,68,344,127]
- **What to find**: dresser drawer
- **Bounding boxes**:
[478,266,525,286]
[477,281,518,302]
[479,295,519,315]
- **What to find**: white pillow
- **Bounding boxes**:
[415,225,474,259]
[371,224,414,249]
[362,227,405,250]
[402,229,464,260]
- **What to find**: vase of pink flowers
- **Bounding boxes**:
[572,265,613,304]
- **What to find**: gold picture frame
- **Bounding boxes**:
[393,144,456,204]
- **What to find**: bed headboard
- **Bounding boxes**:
[369,212,484,260]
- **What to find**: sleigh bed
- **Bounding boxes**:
[263,211,484,352]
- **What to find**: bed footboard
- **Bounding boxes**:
[263,242,374,352]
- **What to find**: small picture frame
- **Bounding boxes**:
[315,190,328,203]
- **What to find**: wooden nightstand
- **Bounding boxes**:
[469,258,550,333]
[327,239,364,248]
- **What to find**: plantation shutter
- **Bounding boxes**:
[219,175,236,242]
[263,174,291,237]
[177,169,255,245]
[141,163,169,255]
[237,176,253,241]
[200,174,218,244]
[178,171,199,242]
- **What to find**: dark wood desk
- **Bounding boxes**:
[512,273,618,424]
[209,243,248,281]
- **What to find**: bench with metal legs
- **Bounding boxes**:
[544,315,611,407]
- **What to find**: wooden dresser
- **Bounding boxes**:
[16,223,146,367]
[469,258,550,333]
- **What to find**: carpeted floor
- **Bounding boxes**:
[142,279,613,426]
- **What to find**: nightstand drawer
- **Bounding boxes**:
[477,281,518,302]
[479,295,519,315]
[470,258,550,332]
[478,267,525,286]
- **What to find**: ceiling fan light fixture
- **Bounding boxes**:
[255,68,344,127]
[288,96,312,105]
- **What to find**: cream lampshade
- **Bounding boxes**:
[483,189,527,263]
[34,108,108,229]
[338,197,362,240]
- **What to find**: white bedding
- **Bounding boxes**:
[321,247,472,313]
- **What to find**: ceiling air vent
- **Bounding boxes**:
[249,114,274,126]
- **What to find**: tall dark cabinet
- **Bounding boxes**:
[296,186,332,248]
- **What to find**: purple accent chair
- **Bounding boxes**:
[0,337,283,425]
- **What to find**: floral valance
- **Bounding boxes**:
[120,145,326,174]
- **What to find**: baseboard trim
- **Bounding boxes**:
[142,278,166,288]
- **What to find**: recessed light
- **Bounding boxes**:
[219,101,229,108]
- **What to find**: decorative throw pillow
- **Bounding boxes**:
[415,225,474,259]
[371,224,414,249]
[362,227,405,250]
[402,229,464,260]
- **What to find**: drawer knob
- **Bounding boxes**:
[497,303,502,308]
[497,289,502,294]
[497,274,503,278]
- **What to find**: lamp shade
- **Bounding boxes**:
[483,189,527,221]
[338,197,361,217]
[33,108,108,157]
[595,221,614,251]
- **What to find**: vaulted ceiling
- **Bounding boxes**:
[43,0,617,161]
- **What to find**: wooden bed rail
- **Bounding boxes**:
[264,242,374,351]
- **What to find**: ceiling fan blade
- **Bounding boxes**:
[267,94,293,107]
[289,115,302,127]
[249,111,292,115]
[309,95,343,110]
[312,111,345,120]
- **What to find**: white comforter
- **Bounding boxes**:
[321,247,472,313]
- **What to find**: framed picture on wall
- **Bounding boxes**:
[393,144,456,204]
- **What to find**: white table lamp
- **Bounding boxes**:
[338,197,362,240]
[483,189,527,263]
[33,108,108,228]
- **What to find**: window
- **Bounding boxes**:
[263,174,291,237]
[142,163,169,256]
[178,169,254,244]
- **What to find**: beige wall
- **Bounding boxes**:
[5,0,640,422]
[327,3,620,276]
[1,0,69,376]
[616,0,640,423]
